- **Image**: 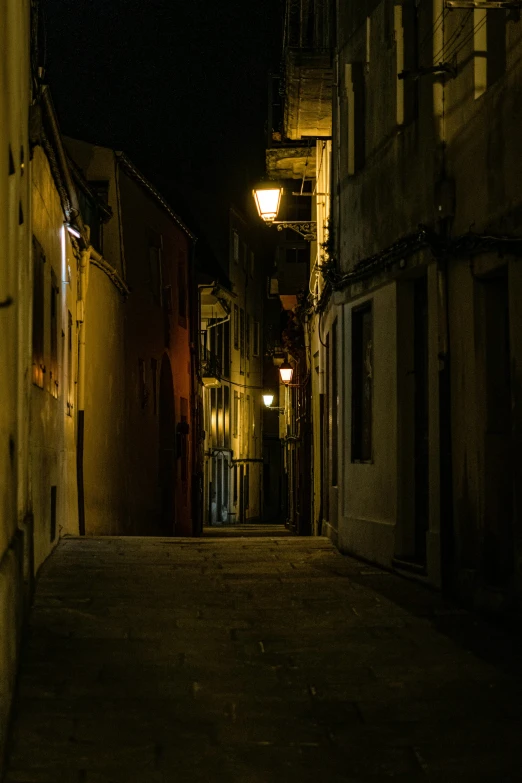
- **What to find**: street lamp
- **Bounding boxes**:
[263,393,285,413]
[279,361,294,384]
[252,183,317,241]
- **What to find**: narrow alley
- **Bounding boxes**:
[4,531,522,783]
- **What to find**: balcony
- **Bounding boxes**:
[266,141,317,181]
[200,348,222,389]
[284,49,333,141]
[282,0,333,141]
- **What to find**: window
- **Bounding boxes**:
[395,3,419,126]
[246,395,250,450]
[233,230,239,263]
[245,464,250,510]
[224,385,230,448]
[32,236,45,388]
[217,387,223,446]
[331,320,338,486]
[49,268,59,398]
[223,320,230,377]
[233,304,239,349]
[474,8,507,98]
[233,464,238,504]
[253,321,260,357]
[242,241,247,269]
[67,310,74,415]
[345,62,365,174]
[138,359,148,409]
[246,313,251,359]
[180,397,189,485]
[148,240,162,304]
[151,358,158,415]
[233,390,239,438]
[239,307,245,373]
[178,253,187,327]
[352,303,373,462]
[240,393,244,453]
[162,285,172,348]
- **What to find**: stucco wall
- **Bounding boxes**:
[338,284,397,566]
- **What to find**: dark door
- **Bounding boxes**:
[159,355,175,535]
[414,277,429,563]
[239,464,245,523]
[482,275,513,585]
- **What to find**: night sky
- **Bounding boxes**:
[43,0,283,236]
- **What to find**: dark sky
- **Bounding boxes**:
[43,0,283,233]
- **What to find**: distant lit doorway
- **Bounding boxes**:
[159,354,175,535]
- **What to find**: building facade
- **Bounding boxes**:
[200,209,265,525]
[65,139,199,537]
[268,0,522,613]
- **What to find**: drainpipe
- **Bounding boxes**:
[76,241,103,536]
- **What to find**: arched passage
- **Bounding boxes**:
[159,354,175,535]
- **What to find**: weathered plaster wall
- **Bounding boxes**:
[31,147,79,566]
[338,284,398,566]
[119,171,194,535]
[0,0,30,768]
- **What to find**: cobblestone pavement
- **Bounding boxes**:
[3,532,522,783]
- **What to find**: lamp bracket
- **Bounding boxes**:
[273,221,317,241]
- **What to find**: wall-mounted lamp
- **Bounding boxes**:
[252,183,317,241]
[66,223,81,239]
[263,393,284,413]
[279,361,294,385]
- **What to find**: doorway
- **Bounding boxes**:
[413,277,429,564]
[159,355,175,535]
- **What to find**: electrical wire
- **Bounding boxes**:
[433,8,473,63]
[443,12,487,64]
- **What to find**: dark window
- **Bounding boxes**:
[32,236,45,388]
[331,320,338,485]
[162,285,172,348]
[352,303,373,462]
[50,268,59,398]
[232,230,239,263]
[233,304,239,349]
[67,310,73,415]
[253,321,260,357]
[138,359,148,409]
[180,397,189,484]
[245,464,250,510]
[233,464,238,504]
[148,243,162,304]
[178,254,187,327]
[246,313,251,359]
[223,320,230,377]
[151,358,158,415]
[349,62,366,173]
[487,10,506,87]
[224,385,230,449]
[240,307,245,373]
[403,3,419,125]
[233,390,239,438]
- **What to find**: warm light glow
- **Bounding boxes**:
[263,394,274,408]
[66,223,81,239]
[253,185,282,223]
[279,361,293,384]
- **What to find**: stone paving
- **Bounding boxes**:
[3,531,522,782]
